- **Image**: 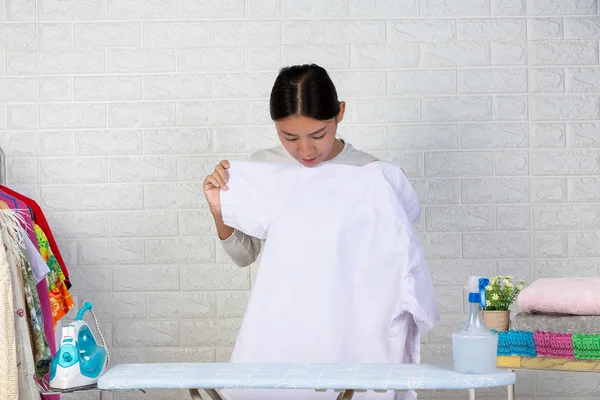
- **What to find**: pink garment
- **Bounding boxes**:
[38,279,59,400]
[518,277,600,315]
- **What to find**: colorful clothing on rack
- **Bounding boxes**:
[0,218,18,399]
[0,201,56,358]
[0,185,71,289]
[1,212,41,400]
[0,192,39,256]
[22,232,50,285]
[34,223,74,326]
[19,244,52,377]
[0,210,51,379]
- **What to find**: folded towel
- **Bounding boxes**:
[512,312,600,333]
[518,277,600,316]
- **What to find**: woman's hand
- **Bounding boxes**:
[203,160,230,216]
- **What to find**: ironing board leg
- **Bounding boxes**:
[189,389,224,400]
[468,388,475,400]
[507,384,515,400]
[336,390,355,399]
[507,368,515,400]
[205,389,225,400]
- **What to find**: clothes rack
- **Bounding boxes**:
[0,146,6,185]
[1,175,74,399]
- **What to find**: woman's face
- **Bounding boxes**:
[274,102,346,167]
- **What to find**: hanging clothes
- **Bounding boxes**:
[0,192,39,253]
[1,210,42,400]
[0,215,19,399]
[0,200,57,358]
[5,220,52,377]
[22,233,50,286]
[0,186,71,290]
[34,224,74,327]
[0,184,67,400]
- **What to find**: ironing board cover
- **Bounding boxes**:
[98,363,516,391]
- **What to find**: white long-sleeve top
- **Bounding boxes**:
[218,160,439,400]
[219,141,378,267]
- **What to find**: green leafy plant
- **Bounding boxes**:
[484,275,525,311]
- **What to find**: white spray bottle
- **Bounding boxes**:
[452,276,498,374]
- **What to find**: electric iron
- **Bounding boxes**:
[49,302,110,392]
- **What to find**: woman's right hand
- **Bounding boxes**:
[203,160,230,216]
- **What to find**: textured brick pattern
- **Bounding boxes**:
[1,0,600,399]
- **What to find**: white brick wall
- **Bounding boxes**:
[1,0,600,398]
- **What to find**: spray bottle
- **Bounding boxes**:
[452,276,498,374]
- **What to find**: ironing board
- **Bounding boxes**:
[97,362,516,400]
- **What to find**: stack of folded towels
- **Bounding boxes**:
[495,277,600,361]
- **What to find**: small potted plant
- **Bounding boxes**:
[483,275,525,331]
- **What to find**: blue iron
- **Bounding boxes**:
[49,302,110,391]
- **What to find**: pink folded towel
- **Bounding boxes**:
[518,277,600,315]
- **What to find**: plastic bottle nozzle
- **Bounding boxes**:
[479,278,489,308]
[479,277,490,289]
[467,276,490,305]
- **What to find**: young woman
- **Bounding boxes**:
[203,63,381,267]
[201,65,436,400]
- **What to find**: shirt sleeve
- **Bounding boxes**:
[367,163,439,332]
[394,227,440,333]
[372,161,422,224]
[219,229,262,268]
[220,160,299,240]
